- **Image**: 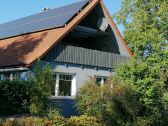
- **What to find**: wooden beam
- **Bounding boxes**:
[73,25,109,37]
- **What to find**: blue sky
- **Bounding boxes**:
[0,0,124,32]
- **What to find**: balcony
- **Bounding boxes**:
[43,43,130,68]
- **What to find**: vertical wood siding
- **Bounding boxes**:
[43,43,130,68]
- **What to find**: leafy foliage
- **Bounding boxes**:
[0,81,32,116]
[0,62,54,116]
[29,61,54,115]
[30,61,53,97]
[68,115,102,126]
[76,79,102,116]
[114,0,168,59]
[114,0,168,125]
[76,77,141,126]
[1,115,103,126]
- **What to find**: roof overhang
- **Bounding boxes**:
[0,67,28,73]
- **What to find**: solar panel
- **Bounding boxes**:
[0,0,89,39]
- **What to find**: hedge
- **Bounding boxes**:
[0,115,102,126]
[0,80,32,116]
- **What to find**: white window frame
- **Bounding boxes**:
[95,76,108,97]
[96,76,107,86]
[1,72,19,81]
[53,73,76,97]
[3,73,11,80]
[0,74,3,80]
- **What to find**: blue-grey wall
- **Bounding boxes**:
[18,61,113,93]
[42,61,113,93]
[17,61,113,117]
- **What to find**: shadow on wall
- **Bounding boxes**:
[0,32,48,67]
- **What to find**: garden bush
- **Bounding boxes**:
[0,62,54,116]
[29,61,54,115]
[76,76,141,126]
[0,80,51,116]
[1,115,103,126]
[0,80,32,116]
[75,79,102,116]
[68,115,102,126]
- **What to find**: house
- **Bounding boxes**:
[0,0,133,99]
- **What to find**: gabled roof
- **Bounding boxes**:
[0,0,133,68]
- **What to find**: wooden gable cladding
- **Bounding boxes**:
[99,1,133,58]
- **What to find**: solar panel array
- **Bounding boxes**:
[0,0,89,39]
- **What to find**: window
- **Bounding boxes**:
[52,73,76,97]
[96,76,107,86]
[96,77,102,86]
[0,74,3,80]
[3,73,11,80]
[59,74,72,96]
[12,73,19,80]
[0,72,19,81]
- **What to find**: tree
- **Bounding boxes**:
[114,0,168,125]
[29,61,54,115]
[114,0,168,59]
[30,61,53,96]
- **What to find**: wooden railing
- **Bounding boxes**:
[43,43,130,68]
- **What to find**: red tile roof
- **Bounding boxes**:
[0,28,62,67]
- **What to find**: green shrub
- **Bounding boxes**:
[76,76,141,126]
[24,117,56,126]
[0,80,51,116]
[30,61,53,97]
[1,115,103,126]
[1,116,66,126]
[76,79,102,116]
[0,62,54,116]
[133,116,155,126]
[0,80,32,116]
[29,61,54,115]
[68,115,102,126]
[46,108,61,120]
